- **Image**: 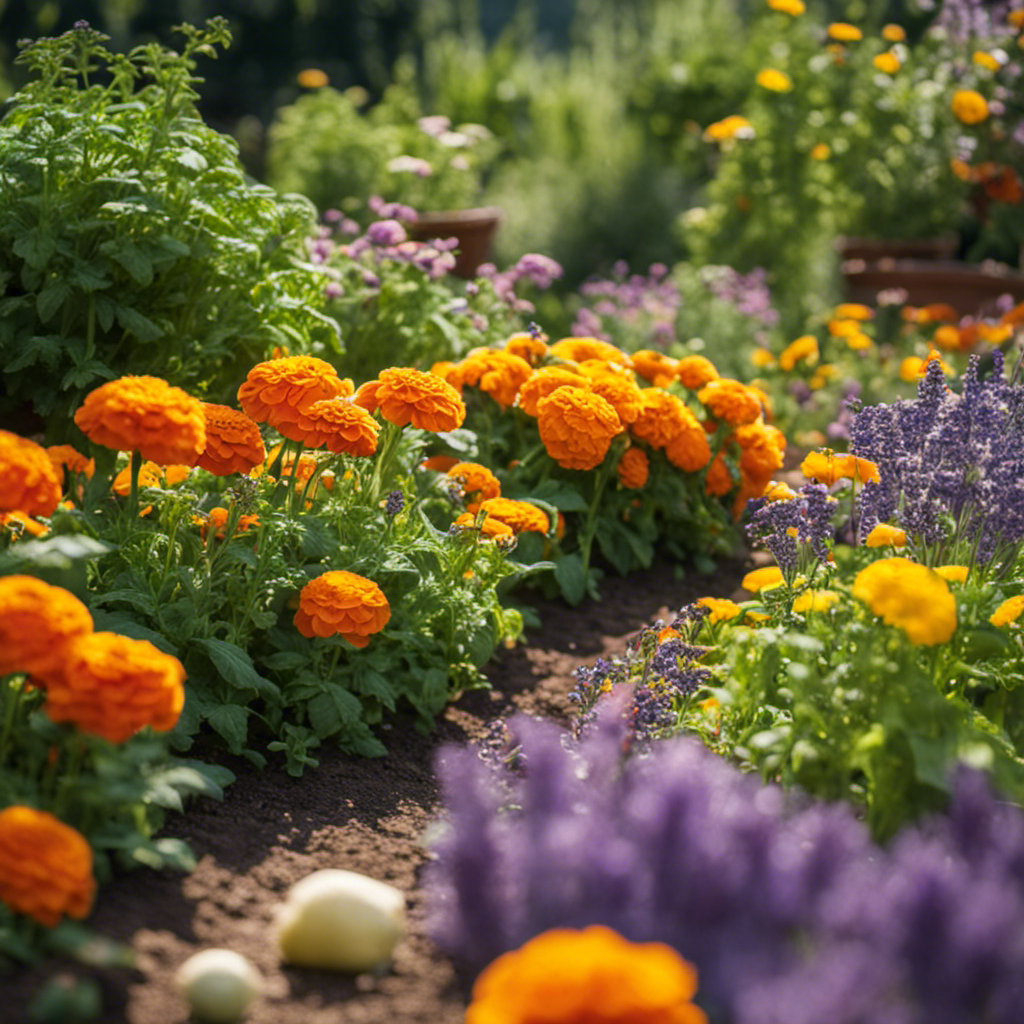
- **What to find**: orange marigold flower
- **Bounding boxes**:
[834,303,874,320]
[447,461,502,509]
[454,511,514,539]
[0,431,63,517]
[45,444,94,482]
[374,367,466,432]
[477,497,550,535]
[297,68,329,89]
[756,68,793,92]
[421,454,460,473]
[1000,301,1024,327]
[237,356,353,441]
[617,446,650,489]
[293,570,391,647]
[459,349,535,408]
[800,449,843,486]
[74,376,206,466]
[981,165,1023,204]
[768,0,805,13]
[42,632,186,743]
[516,367,588,416]
[742,566,786,592]
[704,114,755,142]
[763,480,797,501]
[466,925,708,1024]
[828,21,862,41]
[676,355,721,390]
[899,356,925,382]
[588,374,644,425]
[197,404,267,476]
[865,522,907,547]
[935,565,969,584]
[778,335,819,371]
[0,510,49,538]
[665,413,713,472]
[197,507,261,541]
[0,575,93,679]
[882,23,906,41]
[704,453,735,496]
[0,807,94,927]
[873,51,902,73]
[632,350,679,388]
[698,379,763,425]
[631,390,693,450]
[163,464,191,486]
[292,398,380,456]
[504,332,549,365]
[112,461,163,496]
[792,589,841,613]
[735,422,785,487]
[698,596,742,624]
[548,336,632,369]
[537,387,624,471]
[836,453,879,483]
[952,88,989,125]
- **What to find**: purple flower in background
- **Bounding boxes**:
[386,154,433,177]
[747,482,835,576]
[417,114,452,137]
[365,218,408,247]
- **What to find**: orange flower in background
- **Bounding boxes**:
[0,807,94,927]
[991,595,1024,627]
[477,497,550,535]
[197,404,267,476]
[163,464,191,486]
[768,0,806,13]
[828,21,862,41]
[865,523,907,548]
[801,449,842,486]
[454,511,514,539]
[504,332,549,365]
[0,511,49,538]
[882,23,906,42]
[548,336,632,369]
[981,164,1023,204]
[698,596,742,624]
[1001,301,1024,327]
[952,88,989,124]
[517,367,588,416]
[698,379,762,426]
[834,303,873,321]
[735,421,785,488]
[809,142,830,160]
[588,374,644,425]
[665,411,712,472]
[296,68,329,89]
[704,453,734,496]
[197,507,261,541]
[617,446,650,489]
[778,335,819,371]
[293,570,391,647]
[763,480,797,501]
[374,367,467,432]
[750,348,776,368]
[873,51,902,74]
[0,575,93,679]
[237,356,353,440]
[828,318,864,338]
[459,349,535,409]
[447,462,502,509]
[421,454,460,473]
[45,445,94,482]
[632,350,679,387]
[466,925,708,1024]
[42,632,186,743]
[838,453,879,483]
[537,387,624,471]
[293,398,380,456]
[631,390,694,450]
[0,431,63,517]
[756,68,793,92]
[74,376,206,466]
[704,114,755,142]
[742,566,786,592]
[352,378,383,413]
[112,461,163,496]
[899,356,925,382]
[676,355,720,390]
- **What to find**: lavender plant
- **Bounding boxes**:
[427,710,1024,1024]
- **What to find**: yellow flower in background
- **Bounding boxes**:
[973,51,1003,72]
[792,589,840,613]
[935,565,969,584]
[827,318,864,337]
[800,449,842,486]
[865,523,907,548]
[991,595,1024,627]
[697,597,742,624]
[1010,10,1024,28]
[742,566,785,592]
[750,348,776,368]
[899,356,925,382]
[756,68,794,92]
[834,303,874,321]
[836,453,879,484]
[853,557,956,645]
[763,480,797,501]
[768,0,806,14]
[809,142,831,160]
[882,23,906,42]
[809,364,838,390]
[704,115,755,142]
[923,349,954,376]
[873,51,902,74]
[828,22,863,42]
[845,331,874,351]
[778,335,819,371]
[296,68,329,89]
[952,88,990,125]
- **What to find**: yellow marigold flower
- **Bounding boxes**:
[865,522,907,547]
[810,364,838,390]
[846,331,874,351]
[828,21,863,41]
[801,448,842,487]
[537,387,624,471]
[935,565,969,584]
[853,557,956,644]
[899,356,925,382]
[548,336,632,369]
[677,355,721,390]
[197,403,267,476]
[973,50,1003,72]
[589,374,644,425]
[293,397,380,456]
[834,303,874,321]
[42,632,186,743]
[882,23,906,42]
[112,460,162,496]
[836,453,880,484]
[459,349,534,409]
[742,565,785,592]
[617,446,650,489]
[237,356,353,441]
[768,0,806,15]
[454,511,514,539]
[516,367,588,417]
[991,594,1024,627]
[751,348,776,368]
[792,589,841,613]
[874,51,902,73]
[466,925,708,1024]
[293,570,391,647]
[374,366,467,432]
[952,88,989,125]
[809,142,831,160]
[504,332,548,366]
[477,497,549,535]
[75,375,205,466]
[0,807,94,927]
[764,480,797,501]
[827,318,864,338]
[697,596,742,624]
[778,335,819,371]
[698,379,763,426]
[632,350,679,387]
[296,68,329,89]
[0,430,63,517]
[0,575,93,679]
[756,68,793,92]
[704,115,755,142]
[447,461,502,509]
[631,390,695,450]
[46,444,94,482]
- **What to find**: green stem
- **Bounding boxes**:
[579,459,614,585]
[367,422,405,507]
[0,677,27,767]
[127,449,143,520]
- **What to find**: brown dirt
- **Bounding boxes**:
[4,555,749,1024]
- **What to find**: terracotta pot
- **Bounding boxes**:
[836,234,960,263]
[407,206,502,279]
[840,258,1024,315]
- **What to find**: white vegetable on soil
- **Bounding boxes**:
[174,947,263,1023]
[274,868,406,971]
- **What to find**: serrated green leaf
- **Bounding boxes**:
[194,637,279,698]
[554,552,587,605]
[12,227,55,269]
[4,334,64,372]
[108,243,154,287]
[114,304,163,342]
[531,479,589,512]
[307,683,362,738]
[35,277,71,322]
[60,359,116,389]
[353,668,397,710]
[207,704,249,753]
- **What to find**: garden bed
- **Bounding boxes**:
[5,556,746,1024]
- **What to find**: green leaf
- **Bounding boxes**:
[207,704,249,753]
[114,304,163,342]
[108,242,154,287]
[90,610,179,654]
[531,480,589,512]
[194,637,280,698]
[70,260,111,291]
[554,552,587,605]
[261,651,308,672]
[307,683,362,738]
[35,277,72,322]
[353,668,397,711]
[4,334,64,372]
[60,359,116,390]
[12,227,56,269]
